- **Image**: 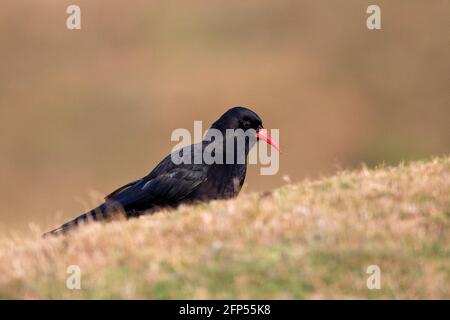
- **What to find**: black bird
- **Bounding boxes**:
[45,107,280,236]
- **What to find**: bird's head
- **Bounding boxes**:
[209,106,281,153]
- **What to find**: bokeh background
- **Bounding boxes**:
[1,0,449,233]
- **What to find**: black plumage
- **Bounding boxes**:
[44,107,278,236]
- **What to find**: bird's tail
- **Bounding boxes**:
[43,202,123,237]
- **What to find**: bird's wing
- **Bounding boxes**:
[109,165,208,211]
[104,151,176,201]
[105,143,207,210]
[142,166,207,203]
[105,179,143,200]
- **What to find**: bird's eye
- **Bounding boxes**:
[241,120,251,129]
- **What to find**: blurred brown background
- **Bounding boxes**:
[1,0,449,233]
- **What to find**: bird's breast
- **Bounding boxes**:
[190,163,247,201]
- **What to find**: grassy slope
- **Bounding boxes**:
[0,157,449,299]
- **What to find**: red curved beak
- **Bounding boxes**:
[256,129,281,154]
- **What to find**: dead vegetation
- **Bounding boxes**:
[0,156,449,299]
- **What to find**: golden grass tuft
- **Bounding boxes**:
[0,156,449,299]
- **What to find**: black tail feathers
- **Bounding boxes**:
[43,202,124,237]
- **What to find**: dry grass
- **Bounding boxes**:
[0,156,449,299]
